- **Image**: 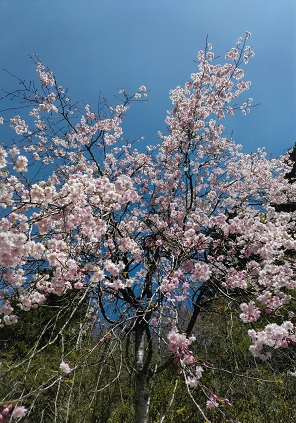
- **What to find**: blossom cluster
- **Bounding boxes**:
[167,329,204,387]
[248,321,296,360]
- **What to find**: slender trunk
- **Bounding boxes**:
[134,324,150,423]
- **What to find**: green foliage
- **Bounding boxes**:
[1,294,295,422]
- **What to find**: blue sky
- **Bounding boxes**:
[0,0,295,157]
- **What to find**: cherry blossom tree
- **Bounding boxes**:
[0,33,295,422]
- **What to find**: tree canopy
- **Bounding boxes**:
[0,33,295,422]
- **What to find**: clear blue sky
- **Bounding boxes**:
[0,0,295,157]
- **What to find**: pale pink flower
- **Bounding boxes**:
[0,147,7,168]
[195,365,204,379]
[186,376,198,387]
[12,405,27,419]
[206,396,219,409]
[14,156,28,173]
[59,361,72,374]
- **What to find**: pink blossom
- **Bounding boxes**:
[59,361,72,374]
[240,301,261,323]
[206,395,219,409]
[11,406,27,419]
[186,376,199,388]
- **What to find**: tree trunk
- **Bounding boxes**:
[134,324,150,423]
